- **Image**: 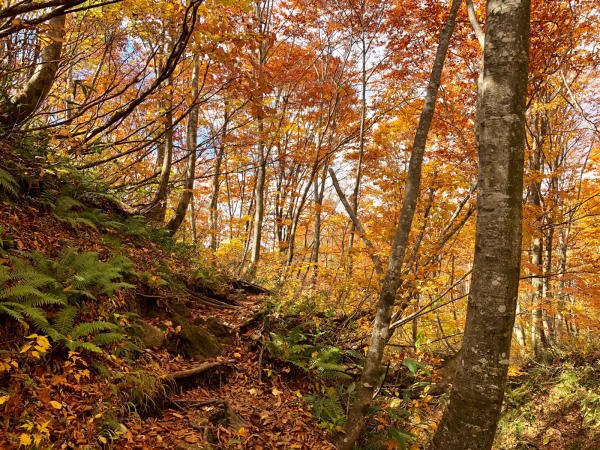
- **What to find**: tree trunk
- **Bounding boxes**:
[347,28,368,274]
[250,154,266,268]
[338,1,461,447]
[429,0,530,447]
[3,14,65,127]
[311,165,327,284]
[145,77,174,222]
[209,99,229,250]
[530,116,549,359]
[167,62,200,235]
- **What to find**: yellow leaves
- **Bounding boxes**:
[49,401,63,410]
[19,434,31,447]
[0,360,17,373]
[507,366,526,377]
[21,334,51,359]
[237,426,249,439]
[271,387,283,396]
[0,395,9,405]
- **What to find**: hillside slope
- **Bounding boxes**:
[0,162,334,448]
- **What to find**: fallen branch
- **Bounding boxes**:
[186,290,240,309]
[161,360,234,385]
[232,279,271,295]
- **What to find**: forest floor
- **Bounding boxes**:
[2,171,600,449]
[495,355,600,450]
[0,194,336,449]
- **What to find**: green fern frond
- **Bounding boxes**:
[54,306,77,334]
[11,269,56,288]
[92,332,124,346]
[0,303,24,322]
[65,340,102,353]
[0,285,65,306]
[0,265,10,286]
[54,196,84,213]
[17,304,51,329]
[71,321,118,339]
[0,168,17,197]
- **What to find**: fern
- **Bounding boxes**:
[54,306,77,334]
[305,389,346,428]
[71,321,118,340]
[65,341,102,353]
[0,168,17,197]
[93,332,125,346]
[0,303,24,322]
[0,251,131,354]
[0,284,65,307]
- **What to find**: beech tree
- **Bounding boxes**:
[430,0,531,447]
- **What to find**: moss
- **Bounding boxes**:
[166,313,221,360]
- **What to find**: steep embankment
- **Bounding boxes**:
[0,163,334,448]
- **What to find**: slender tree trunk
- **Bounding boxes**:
[556,226,569,340]
[167,62,200,235]
[285,163,319,268]
[543,225,554,340]
[250,152,266,267]
[209,99,229,250]
[530,117,549,359]
[190,195,197,243]
[3,14,65,128]
[348,29,368,274]
[146,77,174,222]
[248,0,272,273]
[514,299,527,348]
[430,0,530,447]
[329,168,383,275]
[311,165,327,284]
[338,1,461,447]
[532,234,549,358]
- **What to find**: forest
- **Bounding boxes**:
[0,0,599,448]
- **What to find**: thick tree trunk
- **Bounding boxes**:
[338,1,461,448]
[429,0,530,448]
[167,62,200,235]
[3,14,65,127]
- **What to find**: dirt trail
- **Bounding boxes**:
[120,292,335,449]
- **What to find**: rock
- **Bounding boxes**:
[167,314,222,359]
[171,300,192,318]
[138,320,165,348]
[194,317,234,345]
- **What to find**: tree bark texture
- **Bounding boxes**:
[3,14,65,127]
[429,0,531,448]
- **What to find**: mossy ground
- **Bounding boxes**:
[496,354,600,449]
